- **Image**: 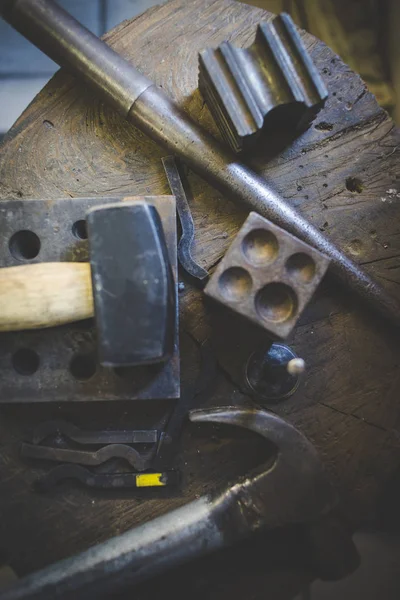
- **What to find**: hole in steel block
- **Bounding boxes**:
[69,353,97,381]
[12,348,40,375]
[9,230,41,260]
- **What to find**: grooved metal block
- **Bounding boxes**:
[199,13,328,153]
[205,212,330,340]
[0,196,179,403]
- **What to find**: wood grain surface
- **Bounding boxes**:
[0,0,399,597]
[0,263,93,331]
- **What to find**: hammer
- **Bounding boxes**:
[0,407,352,600]
[0,201,175,367]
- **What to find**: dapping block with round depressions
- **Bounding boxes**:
[205,212,330,339]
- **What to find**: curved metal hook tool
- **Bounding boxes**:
[190,406,335,529]
[1,407,335,600]
[21,443,149,471]
[162,155,209,282]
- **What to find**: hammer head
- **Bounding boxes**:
[87,202,175,367]
[190,407,335,531]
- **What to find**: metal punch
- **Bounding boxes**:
[21,443,151,471]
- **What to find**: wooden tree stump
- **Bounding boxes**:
[0,0,399,597]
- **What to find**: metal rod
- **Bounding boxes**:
[0,497,221,599]
[1,0,399,327]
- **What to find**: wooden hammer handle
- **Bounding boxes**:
[0,263,94,332]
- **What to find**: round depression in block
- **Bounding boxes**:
[286,252,316,283]
[218,266,252,301]
[242,229,279,266]
[255,282,297,323]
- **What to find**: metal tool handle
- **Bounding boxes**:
[0,497,223,600]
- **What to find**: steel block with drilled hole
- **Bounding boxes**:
[0,196,179,403]
[205,212,330,339]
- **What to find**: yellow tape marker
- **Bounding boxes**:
[136,473,165,488]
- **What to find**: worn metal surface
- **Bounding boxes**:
[0,196,179,402]
[31,420,159,445]
[0,0,399,327]
[162,156,209,282]
[0,406,336,600]
[198,13,328,153]
[87,202,175,367]
[35,465,179,491]
[205,211,330,339]
[21,443,150,470]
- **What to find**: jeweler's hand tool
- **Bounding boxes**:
[162,155,209,282]
[0,0,398,326]
[0,201,175,367]
[21,443,150,471]
[0,406,336,600]
[31,420,159,446]
[199,13,328,153]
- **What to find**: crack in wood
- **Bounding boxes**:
[317,400,399,438]
[377,275,400,287]
[301,111,387,155]
[360,254,400,267]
